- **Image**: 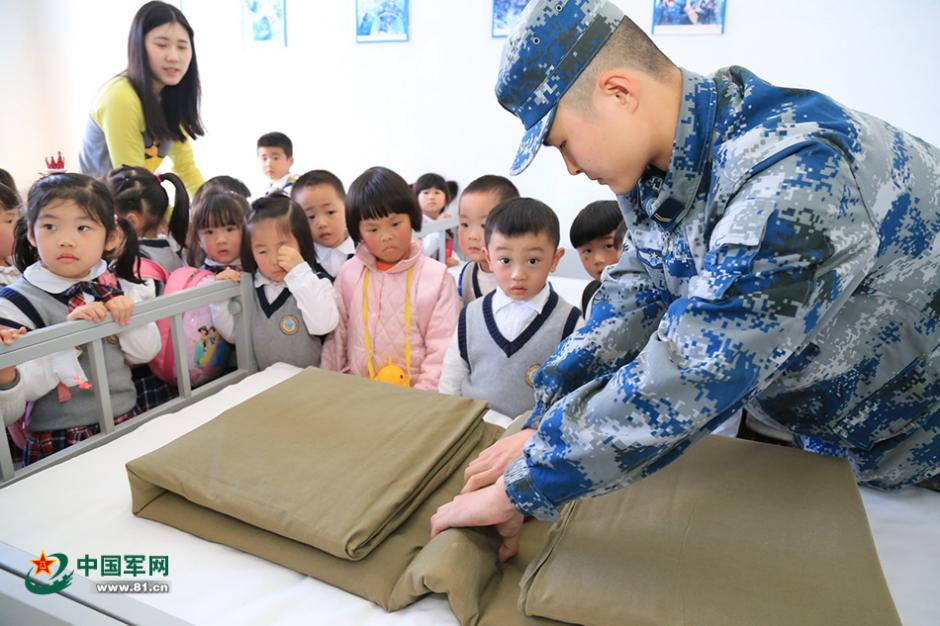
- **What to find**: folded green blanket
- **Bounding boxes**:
[517,435,901,626]
[128,367,489,562]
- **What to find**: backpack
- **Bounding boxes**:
[150,267,234,387]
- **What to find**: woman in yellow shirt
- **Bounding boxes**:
[79,1,205,198]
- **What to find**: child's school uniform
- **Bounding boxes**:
[456,260,498,306]
[438,284,581,417]
[321,240,459,391]
[0,261,160,463]
[314,236,356,282]
[214,262,338,371]
[265,172,298,197]
[139,235,184,273]
[0,264,20,287]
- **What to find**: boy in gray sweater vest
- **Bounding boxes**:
[439,198,580,418]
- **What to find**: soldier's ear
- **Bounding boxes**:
[597,70,639,113]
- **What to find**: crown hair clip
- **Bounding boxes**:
[44,151,66,172]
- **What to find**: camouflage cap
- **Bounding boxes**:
[496,0,624,175]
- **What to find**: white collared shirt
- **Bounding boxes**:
[438,284,562,395]
[211,262,339,343]
[0,261,161,403]
[314,236,355,279]
[264,172,296,197]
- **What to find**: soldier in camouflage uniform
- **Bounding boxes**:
[430,0,940,557]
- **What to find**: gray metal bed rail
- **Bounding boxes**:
[0,277,256,486]
[416,213,458,262]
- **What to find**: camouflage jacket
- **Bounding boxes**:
[506,66,940,521]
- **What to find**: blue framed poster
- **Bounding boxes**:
[356,0,409,43]
[652,0,727,35]
[492,0,529,38]
[243,0,287,47]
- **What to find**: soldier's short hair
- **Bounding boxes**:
[563,19,675,112]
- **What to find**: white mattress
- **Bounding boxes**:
[0,362,937,626]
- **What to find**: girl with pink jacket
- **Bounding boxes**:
[321,167,459,390]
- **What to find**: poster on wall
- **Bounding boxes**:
[242,0,287,47]
[492,0,529,38]
[652,0,727,35]
[356,0,409,43]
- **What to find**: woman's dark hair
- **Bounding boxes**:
[106,165,190,251]
[414,172,457,205]
[0,168,22,211]
[126,0,204,143]
[14,173,136,275]
[346,167,422,245]
[292,170,346,201]
[240,194,322,275]
[186,190,248,266]
[108,217,145,284]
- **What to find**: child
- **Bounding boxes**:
[0,169,23,287]
[106,165,190,273]
[185,190,248,275]
[569,200,625,317]
[257,132,296,196]
[192,175,252,205]
[439,198,581,417]
[214,195,338,371]
[291,169,355,281]
[415,173,459,267]
[0,173,160,464]
[322,166,459,390]
[455,175,520,305]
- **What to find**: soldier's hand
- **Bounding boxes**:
[461,428,536,494]
[430,476,525,561]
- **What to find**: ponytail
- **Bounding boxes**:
[12,218,37,271]
[109,217,145,284]
[160,171,190,252]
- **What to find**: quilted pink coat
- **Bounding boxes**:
[321,241,459,390]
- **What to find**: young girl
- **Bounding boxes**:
[0,173,161,464]
[291,169,355,281]
[185,189,247,275]
[415,173,459,267]
[0,168,22,287]
[322,167,459,390]
[106,165,190,272]
[213,195,338,371]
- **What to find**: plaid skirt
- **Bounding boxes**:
[22,409,137,466]
[132,364,176,413]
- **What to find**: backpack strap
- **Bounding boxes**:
[0,286,45,329]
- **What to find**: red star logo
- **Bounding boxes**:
[31,550,56,577]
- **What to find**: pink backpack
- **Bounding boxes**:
[150,267,234,386]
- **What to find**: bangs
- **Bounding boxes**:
[192,194,246,230]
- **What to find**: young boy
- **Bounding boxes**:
[570,200,625,317]
[455,175,520,305]
[291,170,354,281]
[257,132,296,196]
[438,198,581,418]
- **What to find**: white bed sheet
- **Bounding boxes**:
[1,362,937,626]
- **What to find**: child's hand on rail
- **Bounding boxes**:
[67,302,109,323]
[104,295,135,326]
[0,326,27,386]
[215,268,242,283]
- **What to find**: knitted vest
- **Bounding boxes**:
[459,289,580,418]
[457,262,496,306]
[238,283,322,371]
[0,279,136,431]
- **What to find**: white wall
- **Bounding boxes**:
[2,0,939,276]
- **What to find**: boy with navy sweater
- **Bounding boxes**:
[438,198,580,417]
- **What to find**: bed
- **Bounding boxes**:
[1,274,937,626]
